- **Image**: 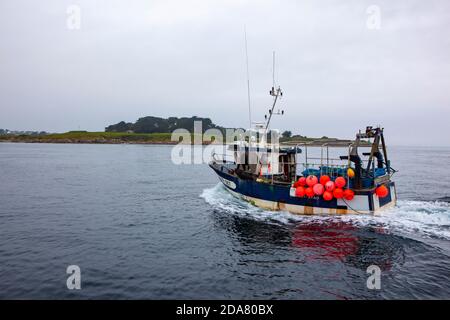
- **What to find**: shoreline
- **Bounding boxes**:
[0,139,356,146]
[0,138,179,145]
[0,132,180,145]
[0,131,358,146]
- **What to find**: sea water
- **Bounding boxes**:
[0,143,449,299]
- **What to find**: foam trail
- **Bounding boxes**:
[200,184,450,241]
[200,183,299,224]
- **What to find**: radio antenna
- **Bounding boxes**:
[272,51,275,89]
[244,26,252,128]
[265,51,283,133]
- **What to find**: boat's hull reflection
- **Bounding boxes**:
[212,210,402,271]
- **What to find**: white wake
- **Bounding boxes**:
[200,183,450,241]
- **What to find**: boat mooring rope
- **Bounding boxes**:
[341,198,374,215]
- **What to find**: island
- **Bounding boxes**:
[0,116,354,145]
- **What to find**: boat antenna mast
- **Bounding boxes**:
[264,51,284,134]
[244,26,252,128]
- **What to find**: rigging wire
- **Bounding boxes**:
[272,51,275,89]
[244,26,252,128]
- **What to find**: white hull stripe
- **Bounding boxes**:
[225,187,396,216]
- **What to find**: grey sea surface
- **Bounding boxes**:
[0,143,449,299]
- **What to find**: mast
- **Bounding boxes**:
[272,51,275,89]
[244,26,252,128]
[264,51,283,135]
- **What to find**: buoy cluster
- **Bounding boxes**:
[293,175,354,201]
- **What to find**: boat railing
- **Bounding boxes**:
[293,142,382,177]
[211,152,235,164]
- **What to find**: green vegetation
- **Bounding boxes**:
[105,116,224,133]
[0,131,176,144]
[0,130,354,145]
[0,116,356,145]
[0,115,237,144]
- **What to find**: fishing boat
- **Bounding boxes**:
[209,75,397,215]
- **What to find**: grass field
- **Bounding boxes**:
[0,131,176,144]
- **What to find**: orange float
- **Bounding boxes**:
[376,185,389,198]
[305,187,315,198]
[333,188,344,199]
[295,186,305,197]
[325,181,335,192]
[298,177,307,187]
[306,175,318,187]
[319,175,330,186]
[323,191,333,201]
[313,183,324,196]
[343,189,355,201]
[335,176,346,188]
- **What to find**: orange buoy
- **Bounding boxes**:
[306,175,318,187]
[298,177,307,186]
[333,188,344,199]
[376,185,389,198]
[323,191,333,201]
[343,189,355,201]
[313,183,324,196]
[325,181,335,192]
[305,187,315,198]
[319,175,330,186]
[295,186,305,197]
[335,176,346,188]
[347,168,355,178]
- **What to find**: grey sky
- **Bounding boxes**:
[1,0,449,146]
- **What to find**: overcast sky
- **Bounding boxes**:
[1,0,449,146]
